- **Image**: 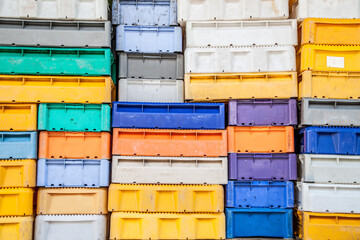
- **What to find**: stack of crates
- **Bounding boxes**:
[291,1,360,239]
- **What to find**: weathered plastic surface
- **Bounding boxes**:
[298,154,360,184]
[0,216,33,240]
[299,127,360,155]
[0,188,34,216]
[112,102,225,129]
[0,132,37,159]
[226,208,293,239]
[227,126,294,153]
[0,19,111,48]
[300,98,360,127]
[37,159,110,187]
[291,0,360,21]
[118,78,184,103]
[38,104,111,132]
[186,20,297,48]
[0,104,37,131]
[226,181,294,208]
[0,160,36,187]
[296,182,360,214]
[0,0,108,20]
[118,53,184,80]
[229,153,297,181]
[185,72,298,101]
[108,184,223,212]
[116,25,182,53]
[228,99,297,126]
[0,75,113,104]
[37,188,108,215]
[35,215,107,240]
[112,129,227,157]
[112,0,177,26]
[38,131,111,159]
[112,156,228,184]
[185,46,296,74]
[299,71,360,100]
[110,212,226,240]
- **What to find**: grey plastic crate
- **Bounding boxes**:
[300,98,360,126]
[118,53,184,80]
[0,19,111,48]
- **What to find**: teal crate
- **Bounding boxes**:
[38,103,111,132]
[0,46,116,83]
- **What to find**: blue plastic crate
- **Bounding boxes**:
[226,208,293,239]
[37,159,110,187]
[112,102,225,129]
[0,132,37,159]
[112,0,177,26]
[116,25,182,53]
[299,126,360,155]
[226,181,294,208]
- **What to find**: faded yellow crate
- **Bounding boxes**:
[185,72,298,102]
[0,160,36,188]
[110,212,225,240]
[299,71,360,99]
[0,216,33,240]
[0,188,34,216]
[108,184,224,213]
[0,104,37,131]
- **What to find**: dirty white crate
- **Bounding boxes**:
[186,20,297,48]
[112,156,228,184]
[296,182,360,214]
[0,0,108,21]
[185,46,296,74]
[178,0,288,24]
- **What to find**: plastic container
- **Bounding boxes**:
[0,132,37,159]
[111,156,227,184]
[116,25,182,53]
[228,99,297,126]
[38,104,111,132]
[0,104,37,131]
[112,102,225,129]
[229,153,297,181]
[0,188,34,216]
[0,216,33,240]
[0,160,36,187]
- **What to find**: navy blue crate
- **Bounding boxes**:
[112,102,225,129]
[226,208,293,239]
[37,159,110,187]
[0,132,37,159]
[299,126,360,155]
[226,181,294,209]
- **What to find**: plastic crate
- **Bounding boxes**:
[0,104,37,131]
[0,132,37,159]
[0,160,36,187]
[0,216,33,240]
[0,188,34,216]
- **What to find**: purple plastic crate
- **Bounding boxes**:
[228,99,297,126]
[228,153,297,181]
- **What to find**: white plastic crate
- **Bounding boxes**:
[296,182,360,214]
[186,20,298,48]
[0,0,108,21]
[112,156,228,184]
[185,46,296,74]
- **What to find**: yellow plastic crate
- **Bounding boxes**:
[0,160,36,188]
[0,216,33,240]
[298,45,360,73]
[0,75,113,104]
[299,71,360,99]
[0,104,37,131]
[108,184,224,213]
[295,210,360,240]
[185,72,298,102]
[299,18,360,46]
[110,212,225,240]
[0,188,34,216]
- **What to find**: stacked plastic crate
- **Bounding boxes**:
[179,0,298,238]
[291,1,360,239]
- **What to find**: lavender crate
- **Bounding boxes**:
[229,153,297,181]
[228,99,297,126]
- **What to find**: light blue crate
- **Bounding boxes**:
[0,132,37,159]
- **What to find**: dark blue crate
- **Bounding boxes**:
[0,132,37,159]
[112,102,225,129]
